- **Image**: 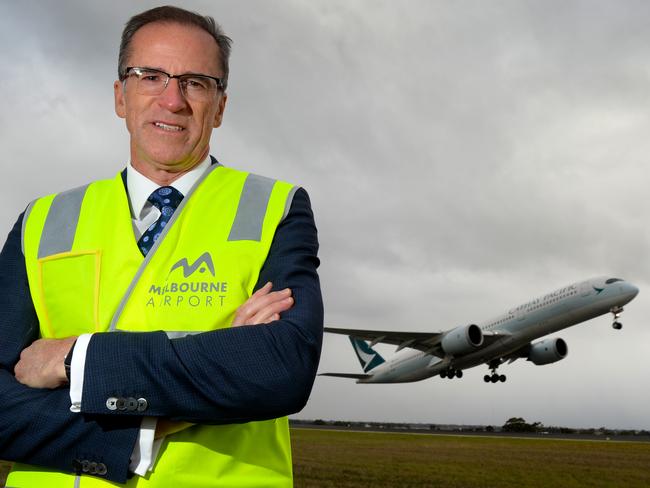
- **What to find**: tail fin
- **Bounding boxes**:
[349,336,385,372]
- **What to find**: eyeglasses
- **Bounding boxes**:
[121,67,224,101]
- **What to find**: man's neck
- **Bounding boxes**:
[131,147,211,186]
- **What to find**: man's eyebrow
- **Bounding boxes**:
[138,66,168,72]
[138,66,220,78]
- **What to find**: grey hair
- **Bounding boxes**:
[118,5,232,90]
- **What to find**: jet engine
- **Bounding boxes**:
[527,338,568,365]
[440,324,483,356]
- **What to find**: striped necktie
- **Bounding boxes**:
[137,186,184,256]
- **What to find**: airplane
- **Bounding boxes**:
[320,276,639,384]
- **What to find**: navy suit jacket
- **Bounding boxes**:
[0,179,323,483]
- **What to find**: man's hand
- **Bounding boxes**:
[15,336,77,389]
[152,284,294,440]
[232,282,293,327]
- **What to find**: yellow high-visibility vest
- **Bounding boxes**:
[10,164,296,487]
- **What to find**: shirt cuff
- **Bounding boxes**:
[68,333,92,413]
[130,417,163,476]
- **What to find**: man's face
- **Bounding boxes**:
[114,22,227,177]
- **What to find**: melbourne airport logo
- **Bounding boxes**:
[146,251,229,308]
[169,252,216,278]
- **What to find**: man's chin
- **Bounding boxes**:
[133,154,203,175]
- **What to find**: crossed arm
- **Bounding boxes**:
[0,188,323,482]
[14,281,295,390]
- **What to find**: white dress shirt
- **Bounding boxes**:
[69,156,212,475]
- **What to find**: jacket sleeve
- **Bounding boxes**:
[79,188,324,423]
[0,213,141,484]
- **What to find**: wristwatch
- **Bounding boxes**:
[64,340,77,382]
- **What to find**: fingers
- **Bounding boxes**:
[247,294,293,325]
[232,283,294,327]
[250,281,273,298]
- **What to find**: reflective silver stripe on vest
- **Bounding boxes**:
[109,330,205,339]
[21,200,36,255]
[228,174,276,242]
[163,330,206,339]
[37,185,89,259]
[281,186,299,222]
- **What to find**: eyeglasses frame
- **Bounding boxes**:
[120,66,225,98]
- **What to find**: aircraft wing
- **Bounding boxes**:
[324,327,442,351]
[318,373,372,379]
[324,326,507,357]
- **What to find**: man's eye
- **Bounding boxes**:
[183,78,209,90]
[141,73,163,82]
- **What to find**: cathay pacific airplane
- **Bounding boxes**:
[320,276,639,384]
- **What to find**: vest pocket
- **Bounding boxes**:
[38,250,100,337]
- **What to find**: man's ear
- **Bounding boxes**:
[114,80,126,119]
[213,93,227,128]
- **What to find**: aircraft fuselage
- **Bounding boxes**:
[357,277,638,383]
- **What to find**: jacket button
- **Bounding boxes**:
[116,397,127,411]
[97,463,107,476]
[89,462,98,474]
[126,397,138,411]
[106,397,118,411]
[72,459,82,473]
[81,460,90,472]
[137,398,148,412]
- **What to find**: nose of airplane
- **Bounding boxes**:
[622,282,640,302]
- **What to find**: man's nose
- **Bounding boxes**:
[157,78,188,111]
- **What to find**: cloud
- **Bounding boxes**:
[1,0,649,428]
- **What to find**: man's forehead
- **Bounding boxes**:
[128,21,221,74]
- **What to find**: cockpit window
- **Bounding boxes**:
[605,278,623,284]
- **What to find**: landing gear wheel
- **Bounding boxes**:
[484,375,491,383]
[440,370,447,379]
[491,374,499,383]
[448,369,456,379]
[456,370,463,379]
[499,375,506,383]
[610,306,624,330]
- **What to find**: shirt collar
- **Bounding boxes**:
[126,156,212,220]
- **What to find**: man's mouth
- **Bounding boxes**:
[153,122,184,132]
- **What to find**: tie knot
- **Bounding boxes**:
[148,186,184,213]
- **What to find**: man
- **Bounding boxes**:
[0,6,322,487]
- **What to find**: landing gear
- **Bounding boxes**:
[483,374,506,383]
[610,306,624,330]
[440,367,463,379]
[484,361,506,383]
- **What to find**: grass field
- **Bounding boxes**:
[291,428,650,488]
[2,429,649,487]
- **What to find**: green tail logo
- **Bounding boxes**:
[349,337,385,372]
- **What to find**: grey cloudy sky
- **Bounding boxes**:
[2,0,649,429]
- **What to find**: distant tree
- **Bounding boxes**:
[313,419,326,425]
[485,425,494,432]
[502,417,543,433]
